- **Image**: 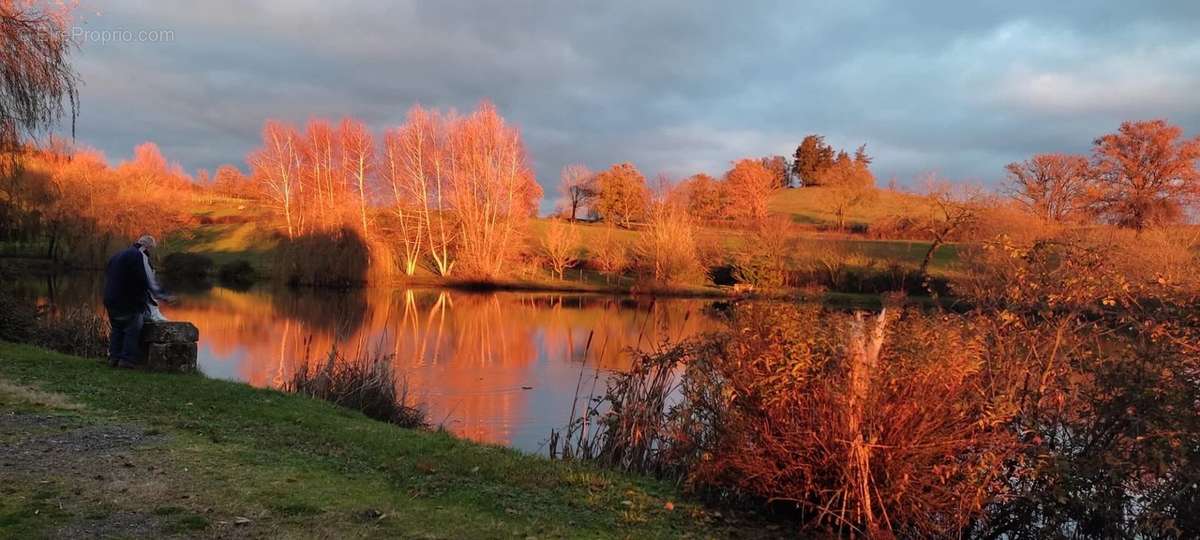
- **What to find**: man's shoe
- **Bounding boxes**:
[115,360,139,370]
[107,356,119,368]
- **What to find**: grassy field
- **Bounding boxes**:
[163,197,280,272]
[0,342,771,538]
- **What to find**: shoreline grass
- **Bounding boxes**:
[0,342,771,538]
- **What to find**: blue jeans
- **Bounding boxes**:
[107,310,145,364]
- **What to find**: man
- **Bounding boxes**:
[103,235,172,368]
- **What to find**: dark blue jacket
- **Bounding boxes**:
[103,245,151,315]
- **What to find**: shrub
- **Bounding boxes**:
[36,305,108,358]
[0,293,107,358]
[273,228,370,287]
[631,206,706,286]
[162,252,214,280]
[730,220,791,288]
[0,293,39,343]
[216,260,257,289]
[555,305,1019,537]
[867,215,931,240]
[539,219,580,280]
[588,230,629,283]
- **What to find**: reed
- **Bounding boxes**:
[284,340,427,429]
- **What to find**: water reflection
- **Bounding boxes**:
[32,275,725,452]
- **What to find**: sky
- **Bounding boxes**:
[62,0,1200,209]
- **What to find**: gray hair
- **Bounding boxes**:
[136,235,157,249]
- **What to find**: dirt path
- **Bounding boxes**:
[1,393,260,538]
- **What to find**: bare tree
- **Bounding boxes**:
[391,106,455,276]
[447,102,542,278]
[633,203,705,285]
[1005,153,1094,223]
[0,1,77,152]
[558,164,594,221]
[339,118,375,235]
[249,121,303,238]
[301,119,342,229]
[918,180,978,275]
[381,126,424,276]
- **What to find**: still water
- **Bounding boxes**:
[21,274,728,453]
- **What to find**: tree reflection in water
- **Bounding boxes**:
[141,285,723,452]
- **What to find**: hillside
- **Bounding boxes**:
[768,186,934,229]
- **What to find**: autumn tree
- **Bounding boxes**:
[792,135,835,187]
[1091,119,1200,231]
[853,144,872,165]
[0,1,77,152]
[816,158,876,230]
[558,163,594,221]
[117,142,186,192]
[1005,153,1094,223]
[678,173,726,222]
[212,164,252,199]
[592,162,649,228]
[724,158,777,223]
[339,118,375,235]
[759,155,792,188]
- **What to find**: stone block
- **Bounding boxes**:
[143,342,198,373]
[141,321,199,343]
[138,321,199,373]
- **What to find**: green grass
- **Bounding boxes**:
[163,197,279,273]
[0,342,762,538]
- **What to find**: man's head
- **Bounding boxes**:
[136,235,157,251]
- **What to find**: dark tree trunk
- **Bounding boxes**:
[919,236,944,276]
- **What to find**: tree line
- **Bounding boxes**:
[556,138,875,228]
[242,102,542,280]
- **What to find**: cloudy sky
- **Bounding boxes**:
[65,0,1200,207]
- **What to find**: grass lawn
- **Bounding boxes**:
[163,197,280,273]
[0,343,770,539]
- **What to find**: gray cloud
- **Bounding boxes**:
[64,0,1200,208]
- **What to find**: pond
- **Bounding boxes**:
[16,274,730,453]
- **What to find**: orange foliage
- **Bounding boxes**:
[592,162,649,227]
[0,142,193,264]
[723,158,777,223]
[1091,119,1200,230]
